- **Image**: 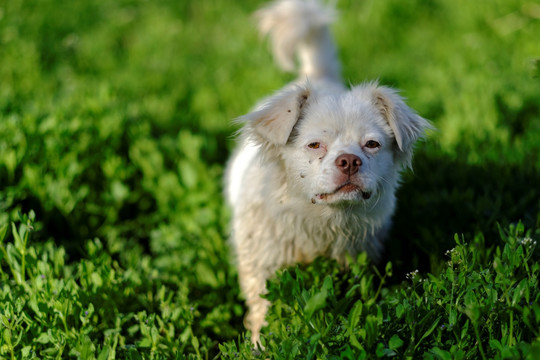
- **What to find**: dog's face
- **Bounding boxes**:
[243,82,431,207]
[286,93,397,205]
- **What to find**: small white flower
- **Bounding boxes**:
[519,237,537,250]
[406,269,419,280]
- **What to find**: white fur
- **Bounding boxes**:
[225,0,432,345]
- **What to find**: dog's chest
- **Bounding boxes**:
[274,207,364,264]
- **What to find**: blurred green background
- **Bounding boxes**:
[1,0,539,357]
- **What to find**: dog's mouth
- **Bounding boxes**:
[314,182,372,202]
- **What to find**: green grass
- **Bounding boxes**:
[0,0,539,358]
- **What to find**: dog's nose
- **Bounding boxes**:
[335,153,362,175]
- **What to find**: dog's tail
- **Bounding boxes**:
[256,0,341,83]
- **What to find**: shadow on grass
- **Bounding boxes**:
[386,147,540,279]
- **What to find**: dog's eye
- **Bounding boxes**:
[308,142,321,149]
[365,140,380,149]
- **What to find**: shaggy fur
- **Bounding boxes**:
[225,0,432,344]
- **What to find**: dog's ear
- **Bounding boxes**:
[241,85,312,145]
[371,85,433,167]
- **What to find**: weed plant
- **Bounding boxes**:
[0,0,539,358]
[220,223,540,359]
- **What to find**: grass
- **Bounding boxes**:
[0,0,539,358]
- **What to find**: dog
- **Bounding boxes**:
[225,0,432,345]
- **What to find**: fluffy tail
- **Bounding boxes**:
[256,0,341,83]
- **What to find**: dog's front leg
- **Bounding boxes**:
[237,259,272,346]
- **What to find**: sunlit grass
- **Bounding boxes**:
[0,0,539,357]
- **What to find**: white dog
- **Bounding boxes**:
[225,0,432,344]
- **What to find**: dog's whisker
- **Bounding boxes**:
[365,168,394,188]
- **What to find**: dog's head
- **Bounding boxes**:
[241,82,432,206]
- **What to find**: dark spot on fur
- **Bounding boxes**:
[309,160,312,164]
[311,198,316,204]
[287,109,291,112]
[300,174,305,178]
[298,89,310,109]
